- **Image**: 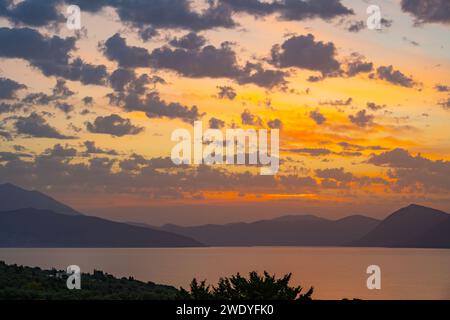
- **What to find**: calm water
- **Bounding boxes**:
[0,247,449,300]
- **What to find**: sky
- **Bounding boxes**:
[0,0,449,226]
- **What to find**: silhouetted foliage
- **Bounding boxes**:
[179,271,313,300]
[0,261,177,300]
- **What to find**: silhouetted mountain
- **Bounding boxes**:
[0,183,80,216]
[414,216,450,248]
[162,215,380,246]
[0,208,203,248]
[352,204,450,248]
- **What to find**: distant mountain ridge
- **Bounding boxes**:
[0,208,204,248]
[1,183,449,248]
[351,204,450,248]
[0,183,81,216]
[162,215,381,247]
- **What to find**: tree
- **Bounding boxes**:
[179,271,313,300]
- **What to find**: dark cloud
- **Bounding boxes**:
[112,0,236,31]
[348,109,374,127]
[44,144,77,158]
[103,33,287,88]
[401,0,450,25]
[319,97,352,106]
[315,167,353,183]
[346,61,373,77]
[86,114,144,137]
[237,62,288,89]
[366,102,386,111]
[223,0,353,21]
[102,33,151,68]
[347,20,365,33]
[376,65,416,88]
[271,34,340,75]
[338,142,386,152]
[267,118,283,129]
[217,85,237,100]
[435,84,450,92]
[150,41,241,78]
[0,0,64,27]
[0,125,12,141]
[209,117,225,129]
[368,148,450,191]
[0,27,108,85]
[0,102,25,114]
[14,112,76,139]
[83,140,118,156]
[285,148,333,156]
[82,96,93,106]
[439,98,450,110]
[138,26,159,42]
[109,68,136,91]
[309,109,326,124]
[55,102,74,114]
[0,77,27,99]
[109,90,204,123]
[241,109,262,126]
[169,32,206,50]
[52,79,74,98]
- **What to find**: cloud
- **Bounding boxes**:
[435,84,450,92]
[0,102,25,114]
[0,77,27,99]
[375,65,416,88]
[14,112,76,139]
[366,102,386,111]
[55,102,74,114]
[241,109,262,126]
[0,124,12,140]
[319,97,352,106]
[209,117,225,129]
[169,32,207,50]
[346,60,373,77]
[83,141,118,156]
[109,68,137,91]
[82,96,93,106]
[138,26,159,42]
[315,167,353,182]
[439,98,450,110]
[0,27,108,85]
[110,0,236,31]
[44,144,77,158]
[270,34,340,75]
[223,0,353,21]
[347,20,365,33]
[0,0,64,27]
[86,114,144,137]
[368,148,450,191]
[109,90,204,123]
[348,109,374,127]
[103,33,287,88]
[217,85,237,100]
[285,148,333,156]
[309,109,326,124]
[267,118,283,129]
[102,33,151,68]
[401,0,450,25]
[52,79,75,98]
[338,142,386,152]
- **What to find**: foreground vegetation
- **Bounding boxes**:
[0,261,313,300]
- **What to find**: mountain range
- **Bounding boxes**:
[0,183,449,248]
